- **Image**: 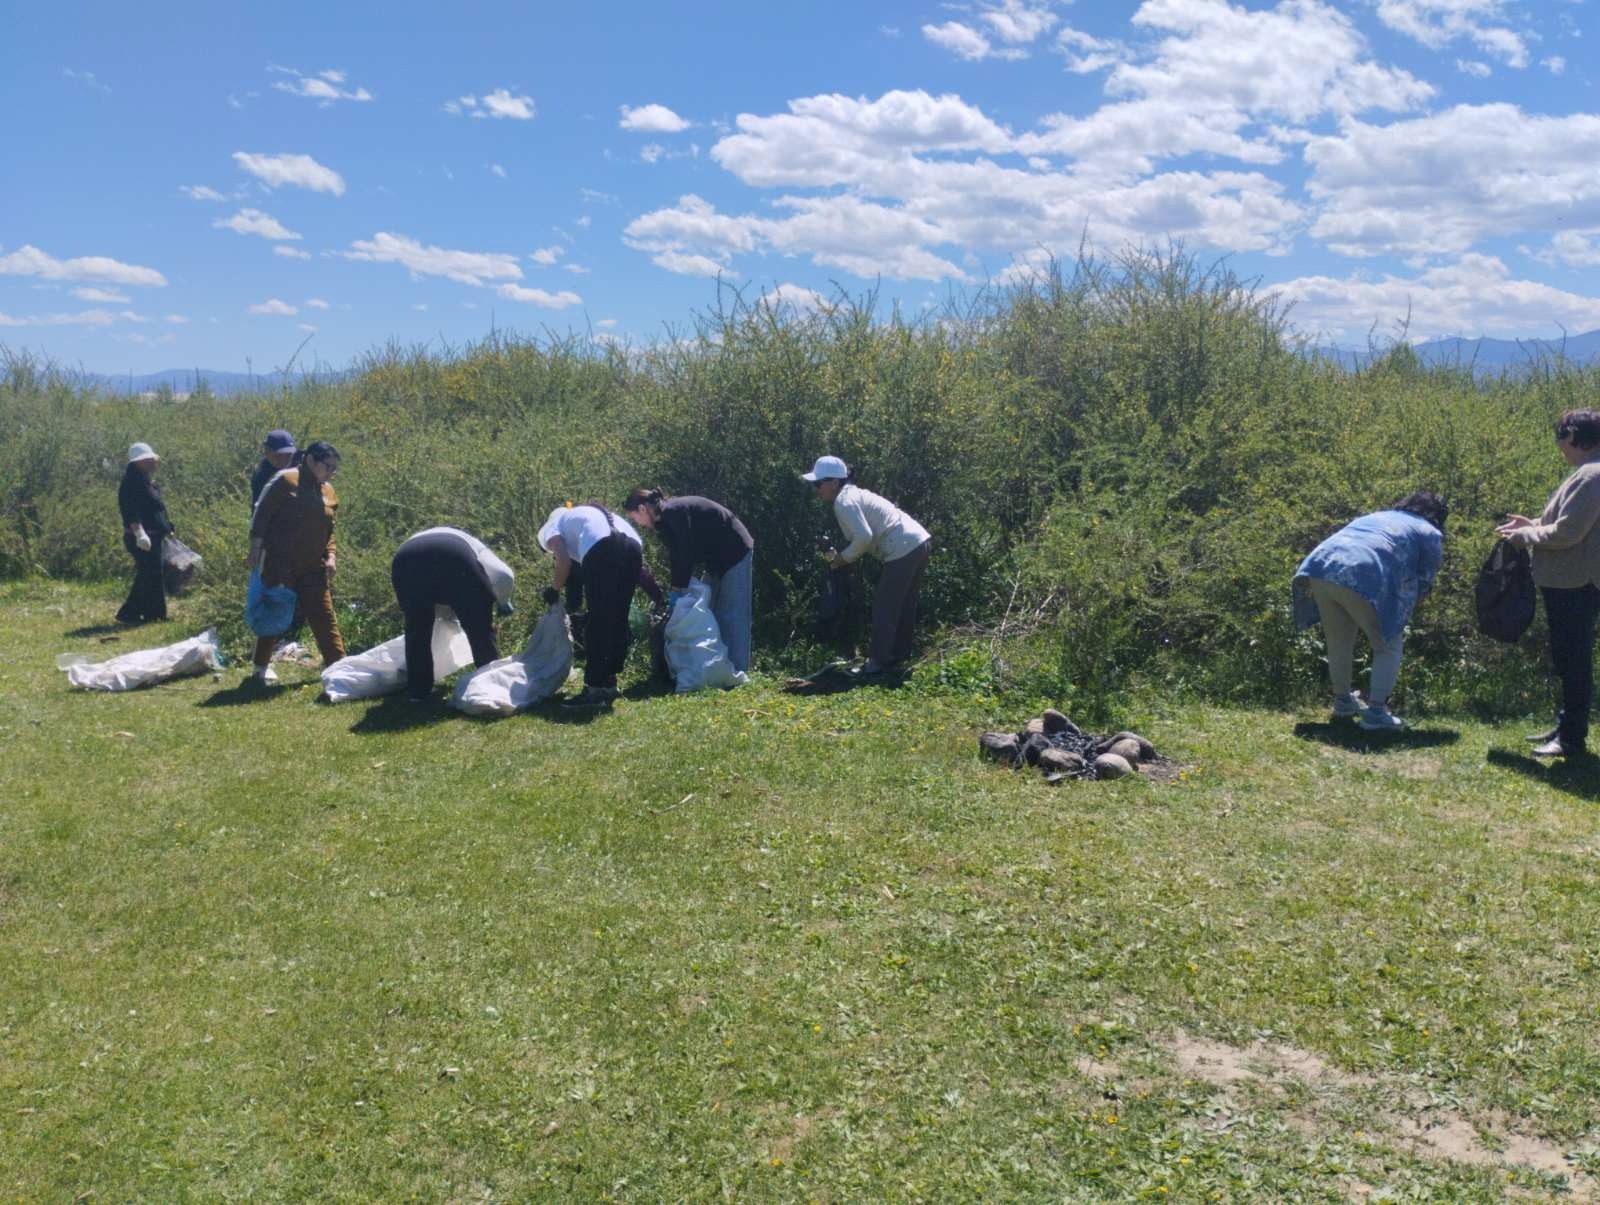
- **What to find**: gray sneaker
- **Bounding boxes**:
[1331,692,1364,718]
[1359,705,1405,732]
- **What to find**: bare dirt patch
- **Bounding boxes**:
[1164,1033,1595,1200]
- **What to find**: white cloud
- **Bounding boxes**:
[412,303,428,312]
[490,163,507,178]
[563,264,590,275]
[980,0,1059,44]
[1055,26,1125,73]
[1374,0,1529,68]
[339,232,523,285]
[640,143,666,164]
[0,244,167,287]
[1305,104,1600,257]
[270,64,373,104]
[596,317,618,328]
[922,21,1027,61]
[63,68,110,94]
[248,299,298,315]
[233,151,346,196]
[71,286,131,303]
[445,88,535,120]
[304,297,330,310]
[1456,59,1491,78]
[212,208,302,241]
[1527,232,1600,270]
[0,308,145,328]
[298,323,318,332]
[761,282,828,312]
[1543,56,1566,76]
[274,245,312,260]
[1276,254,1600,342]
[529,245,565,265]
[163,314,190,324]
[495,283,583,308]
[647,249,738,278]
[619,103,691,133]
[179,184,226,201]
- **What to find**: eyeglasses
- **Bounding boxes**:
[316,457,340,475]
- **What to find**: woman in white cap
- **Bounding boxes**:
[538,502,662,705]
[115,442,173,625]
[801,455,931,675]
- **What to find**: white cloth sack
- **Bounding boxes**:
[450,602,574,716]
[664,580,749,692]
[59,628,222,691]
[320,617,474,703]
[410,526,515,603]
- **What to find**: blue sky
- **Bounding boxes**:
[3,0,1597,374]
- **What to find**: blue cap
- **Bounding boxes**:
[264,429,296,453]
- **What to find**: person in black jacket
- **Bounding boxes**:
[624,488,755,673]
[390,528,509,702]
[116,442,173,625]
[250,429,300,512]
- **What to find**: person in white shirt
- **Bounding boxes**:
[800,455,932,676]
[538,503,652,705]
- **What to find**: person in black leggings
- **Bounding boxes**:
[390,529,503,701]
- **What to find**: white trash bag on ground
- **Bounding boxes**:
[450,601,573,716]
[664,580,748,692]
[320,617,474,703]
[59,628,222,692]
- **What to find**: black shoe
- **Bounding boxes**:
[1526,726,1560,744]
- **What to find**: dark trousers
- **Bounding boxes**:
[1544,584,1600,750]
[116,536,167,623]
[253,571,346,667]
[580,533,642,688]
[870,540,931,666]
[391,541,499,698]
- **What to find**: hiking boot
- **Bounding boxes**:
[1331,692,1364,718]
[251,664,279,685]
[1532,738,1584,758]
[1358,704,1405,732]
[1525,725,1560,744]
[562,685,615,708]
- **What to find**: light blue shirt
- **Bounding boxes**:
[1292,510,1443,642]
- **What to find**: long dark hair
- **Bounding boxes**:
[624,486,668,515]
[1392,489,1448,532]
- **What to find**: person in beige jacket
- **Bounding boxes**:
[1497,409,1600,757]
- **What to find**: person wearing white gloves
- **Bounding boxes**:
[115,442,173,625]
[801,455,931,676]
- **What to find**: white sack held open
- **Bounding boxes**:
[450,599,574,716]
[320,617,474,703]
[664,580,749,692]
[59,629,222,691]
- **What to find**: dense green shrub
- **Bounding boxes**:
[2,248,1593,711]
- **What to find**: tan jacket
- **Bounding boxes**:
[1526,460,1600,589]
[250,468,338,586]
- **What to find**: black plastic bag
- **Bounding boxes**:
[1475,538,1535,643]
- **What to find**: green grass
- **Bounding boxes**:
[4,581,1600,1201]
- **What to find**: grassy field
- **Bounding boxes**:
[4,581,1600,1201]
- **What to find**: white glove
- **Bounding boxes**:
[134,525,152,551]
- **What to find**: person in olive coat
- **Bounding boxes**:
[116,442,173,625]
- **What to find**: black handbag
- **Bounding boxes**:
[1475,538,1535,643]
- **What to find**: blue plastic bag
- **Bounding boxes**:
[245,570,297,637]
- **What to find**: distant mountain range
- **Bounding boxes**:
[75,329,1600,395]
[1308,329,1600,374]
[81,368,344,397]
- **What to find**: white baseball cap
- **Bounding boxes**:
[800,455,848,482]
[128,442,159,463]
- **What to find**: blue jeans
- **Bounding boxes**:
[708,552,753,673]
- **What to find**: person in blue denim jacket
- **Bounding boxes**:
[1292,491,1447,731]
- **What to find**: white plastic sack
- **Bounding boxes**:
[410,526,515,604]
[59,628,222,692]
[664,580,749,692]
[450,601,574,716]
[320,617,474,703]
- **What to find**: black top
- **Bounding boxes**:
[391,530,495,609]
[656,496,754,588]
[118,465,171,539]
[251,451,302,510]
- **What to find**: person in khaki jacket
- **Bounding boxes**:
[247,440,345,684]
[1498,409,1600,757]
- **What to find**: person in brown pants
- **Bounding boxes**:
[247,441,346,684]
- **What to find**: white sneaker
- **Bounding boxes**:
[252,664,279,685]
[1359,704,1405,732]
[1331,692,1364,718]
